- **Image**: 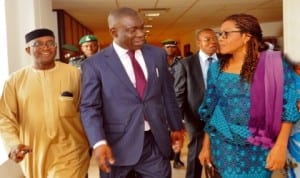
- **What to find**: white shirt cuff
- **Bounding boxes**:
[93,140,107,149]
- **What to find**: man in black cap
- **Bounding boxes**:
[0,28,90,178]
[161,39,183,76]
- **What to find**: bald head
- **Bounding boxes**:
[108,7,140,29]
[196,28,215,39]
[196,28,218,56]
[107,7,145,50]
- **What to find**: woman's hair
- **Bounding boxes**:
[219,14,268,82]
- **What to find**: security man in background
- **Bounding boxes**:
[161,39,182,76]
[61,44,81,64]
[161,39,185,169]
[69,34,99,68]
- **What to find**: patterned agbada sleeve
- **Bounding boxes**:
[282,60,300,122]
[198,62,220,122]
[0,76,21,154]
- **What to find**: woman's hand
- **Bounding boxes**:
[266,122,293,171]
[265,144,287,170]
[198,133,212,166]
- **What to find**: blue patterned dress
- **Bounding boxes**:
[287,71,300,178]
[199,61,299,178]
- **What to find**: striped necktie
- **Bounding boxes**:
[208,57,213,66]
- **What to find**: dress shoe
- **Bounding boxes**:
[173,160,185,169]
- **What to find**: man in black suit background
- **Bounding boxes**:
[173,28,219,178]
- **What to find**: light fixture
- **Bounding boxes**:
[145,12,160,17]
[138,8,170,17]
[144,24,153,28]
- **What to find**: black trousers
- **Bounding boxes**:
[126,170,141,178]
[184,120,204,178]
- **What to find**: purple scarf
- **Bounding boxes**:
[247,51,283,149]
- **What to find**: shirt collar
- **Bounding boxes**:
[199,50,217,62]
[113,41,128,57]
[113,42,142,58]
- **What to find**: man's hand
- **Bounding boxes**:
[9,144,32,163]
[94,144,115,173]
[171,130,184,149]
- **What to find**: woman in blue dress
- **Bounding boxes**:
[198,14,299,178]
[287,63,300,178]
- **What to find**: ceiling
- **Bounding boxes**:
[52,0,282,47]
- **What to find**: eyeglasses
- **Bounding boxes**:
[30,41,57,49]
[216,31,241,39]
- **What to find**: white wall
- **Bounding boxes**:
[283,0,300,63]
[0,0,9,96]
[6,0,34,72]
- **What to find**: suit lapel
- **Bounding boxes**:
[103,45,139,97]
[192,55,205,89]
[141,46,155,99]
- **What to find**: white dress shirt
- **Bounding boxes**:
[113,42,148,82]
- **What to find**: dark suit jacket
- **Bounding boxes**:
[173,53,206,129]
[80,44,183,166]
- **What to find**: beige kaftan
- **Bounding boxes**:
[0,62,90,178]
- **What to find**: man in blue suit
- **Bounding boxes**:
[80,7,184,178]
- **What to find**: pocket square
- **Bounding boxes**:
[61,91,73,97]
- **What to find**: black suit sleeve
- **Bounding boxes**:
[159,51,184,131]
[173,61,187,116]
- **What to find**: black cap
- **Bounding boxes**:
[161,39,177,47]
[25,28,54,43]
